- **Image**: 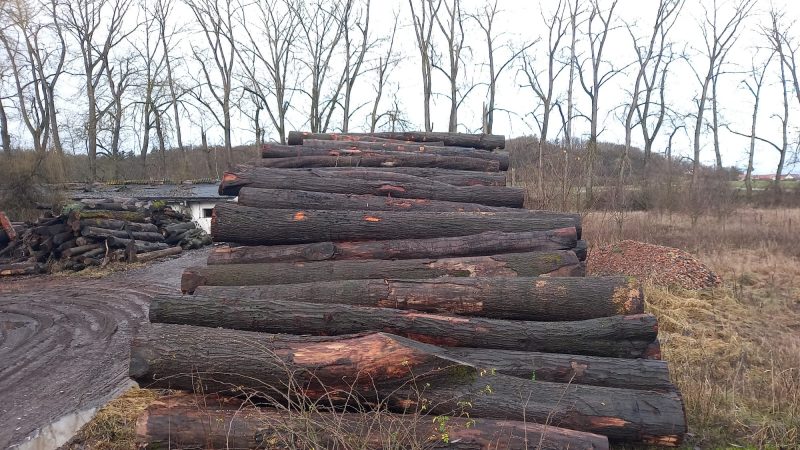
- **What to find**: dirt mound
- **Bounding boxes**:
[588,240,721,290]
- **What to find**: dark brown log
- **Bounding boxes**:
[264,142,510,170]
[0,262,43,276]
[295,167,507,186]
[106,236,169,252]
[211,204,579,245]
[79,218,160,233]
[136,246,183,263]
[444,347,673,392]
[164,222,196,233]
[61,243,104,258]
[238,188,517,213]
[56,239,77,253]
[295,168,457,185]
[191,275,641,321]
[51,230,75,245]
[76,209,147,223]
[131,325,684,444]
[136,393,609,450]
[207,228,577,265]
[251,154,500,171]
[288,131,505,150]
[181,250,582,293]
[150,296,654,358]
[0,211,18,241]
[81,226,165,242]
[30,223,68,236]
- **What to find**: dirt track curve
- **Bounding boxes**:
[0,249,209,448]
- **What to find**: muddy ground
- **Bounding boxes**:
[0,249,209,448]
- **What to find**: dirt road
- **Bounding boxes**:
[0,249,209,449]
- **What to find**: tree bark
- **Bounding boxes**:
[294,167,507,186]
[181,250,582,293]
[189,275,639,321]
[106,237,169,252]
[288,131,505,150]
[136,393,610,450]
[270,141,510,170]
[238,188,519,213]
[78,219,160,233]
[75,210,148,223]
[0,212,17,241]
[131,325,683,444]
[212,204,578,245]
[250,154,500,172]
[207,228,577,265]
[80,227,164,243]
[135,246,183,263]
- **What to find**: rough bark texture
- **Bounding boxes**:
[219,170,521,207]
[288,131,506,150]
[263,142,510,170]
[0,212,17,241]
[74,209,147,223]
[207,229,578,265]
[80,226,164,242]
[294,167,507,186]
[136,393,609,450]
[251,154,500,171]
[190,275,641,321]
[136,246,183,263]
[237,188,518,213]
[130,325,684,444]
[181,250,582,293]
[212,204,580,245]
[149,298,654,358]
[78,219,159,233]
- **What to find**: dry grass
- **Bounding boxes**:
[586,208,800,449]
[66,388,161,450]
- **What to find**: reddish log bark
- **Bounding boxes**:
[136,393,609,450]
[211,204,579,245]
[191,275,641,321]
[251,154,500,171]
[0,212,17,241]
[207,229,577,265]
[130,325,684,444]
[181,250,582,293]
[237,188,517,213]
[264,142,510,170]
[287,131,506,150]
[150,296,654,358]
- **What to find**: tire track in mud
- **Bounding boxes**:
[0,249,209,448]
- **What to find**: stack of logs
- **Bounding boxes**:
[131,131,686,449]
[0,199,211,276]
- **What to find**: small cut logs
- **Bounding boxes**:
[135,393,610,450]
[206,228,578,265]
[130,324,685,444]
[287,131,506,150]
[211,203,581,245]
[180,250,583,292]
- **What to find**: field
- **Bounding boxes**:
[67,208,800,449]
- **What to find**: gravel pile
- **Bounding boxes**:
[588,240,722,290]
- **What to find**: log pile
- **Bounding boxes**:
[131,131,686,449]
[0,200,211,275]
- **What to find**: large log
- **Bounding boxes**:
[288,131,506,150]
[150,297,654,358]
[81,226,165,242]
[263,142,510,170]
[221,168,520,206]
[79,218,160,233]
[237,188,517,213]
[284,168,457,185]
[211,204,580,245]
[136,393,610,450]
[190,276,642,321]
[131,325,684,444]
[207,228,577,265]
[181,250,582,293]
[106,236,169,252]
[252,154,501,171]
[295,167,508,186]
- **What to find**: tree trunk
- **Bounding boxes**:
[251,154,500,172]
[106,237,169,252]
[0,98,11,153]
[188,275,639,321]
[288,131,505,150]
[238,188,518,213]
[207,228,578,265]
[80,227,164,243]
[0,212,18,241]
[135,246,182,263]
[273,167,507,186]
[75,210,147,223]
[136,393,610,450]
[220,170,522,206]
[287,140,510,169]
[131,325,683,444]
[78,219,159,233]
[181,250,582,293]
[212,203,578,245]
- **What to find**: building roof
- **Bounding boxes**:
[66,183,233,202]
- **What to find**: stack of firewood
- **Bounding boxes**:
[0,200,211,276]
[131,131,686,449]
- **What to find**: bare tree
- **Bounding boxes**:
[691,0,754,185]
[473,0,534,135]
[238,0,300,144]
[408,0,441,132]
[576,0,623,204]
[431,0,469,132]
[98,54,134,179]
[61,0,135,180]
[340,0,372,132]
[155,0,186,164]
[519,0,567,205]
[185,0,238,170]
[563,0,581,150]
[369,15,399,133]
